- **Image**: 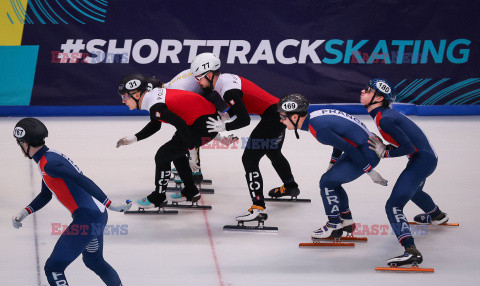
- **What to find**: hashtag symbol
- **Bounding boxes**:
[59,39,85,63]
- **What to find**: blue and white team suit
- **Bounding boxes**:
[300,109,380,223]
[370,106,443,248]
[26,146,122,286]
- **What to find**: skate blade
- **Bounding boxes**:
[375,265,434,272]
[299,242,355,247]
[314,236,367,242]
[408,222,459,226]
[264,197,311,203]
[166,186,214,194]
[165,203,212,210]
[223,225,278,232]
[172,179,212,185]
[125,208,178,215]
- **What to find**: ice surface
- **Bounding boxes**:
[1,115,479,285]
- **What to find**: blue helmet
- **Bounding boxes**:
[367,78,396,103]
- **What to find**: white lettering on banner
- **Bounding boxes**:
[227,40,251,64]
[207,40,230,58]
[56,38,471,64]
[250,40,275,64]
[84,39,106,63]
[276,39,300,64]
[158,39,182,63]
[132,39,158,64]
[107,39,132,63]
[299,40,324,63]
[184,39,207,62]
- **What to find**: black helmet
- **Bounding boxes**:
[14,118,48,147]
[146,76,163,91]
[118,73,148,95]
[277,93,310,116]
[277,94,310,139]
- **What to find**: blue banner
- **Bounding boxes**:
[1,0,479,114]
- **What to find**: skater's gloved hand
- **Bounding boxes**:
[214,133,239,146]
[367,170,388,186]
[188,148,201,172]
[12,209,29,229]
[107,200,132,212]
[206,116,226,133]
[368,136,386,158]
[116,136,137,148]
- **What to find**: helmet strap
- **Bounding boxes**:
[205,72,215,92]
[288,115,301,139]
[19,143,32,159]
[129,91,142,110]
[365,93,383,108]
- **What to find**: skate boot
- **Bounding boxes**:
[340,219,356,234]
[137,192,167,209]
[387,245,423,266]
[192,171,203,184]
[136,197,154,209]
[311,222,343,239]
[268,185,300,198]
[413,212,449,225]
[170,189,201,203]
[235,205,268,222]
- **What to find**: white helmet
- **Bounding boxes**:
[190,53,221,77]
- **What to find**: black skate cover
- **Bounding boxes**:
[165,202,212,210]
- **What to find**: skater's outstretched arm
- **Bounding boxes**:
[222,89,251,131]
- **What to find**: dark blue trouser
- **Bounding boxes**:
[320,145,380,223]
[385,151,438,247]
[44,208,122,286]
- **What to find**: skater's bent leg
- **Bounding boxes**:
[173,154,197,191]
[321,158,364,223]
[410,187,443,217]
[45,212,97,286]
[82,235,122,286]
[242,146,267,208]
[265,129,296,185]
[319,173,343,224]
[385,169,424,248]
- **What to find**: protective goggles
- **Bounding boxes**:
[364,85,374,93]
[119,90,138,102]
[194,72,209,82]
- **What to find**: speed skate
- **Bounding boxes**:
[224,205,278,232]
[125,199,179,215]
[299,220,365,247]
[265,185,311,203]
[125,206,179,215]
